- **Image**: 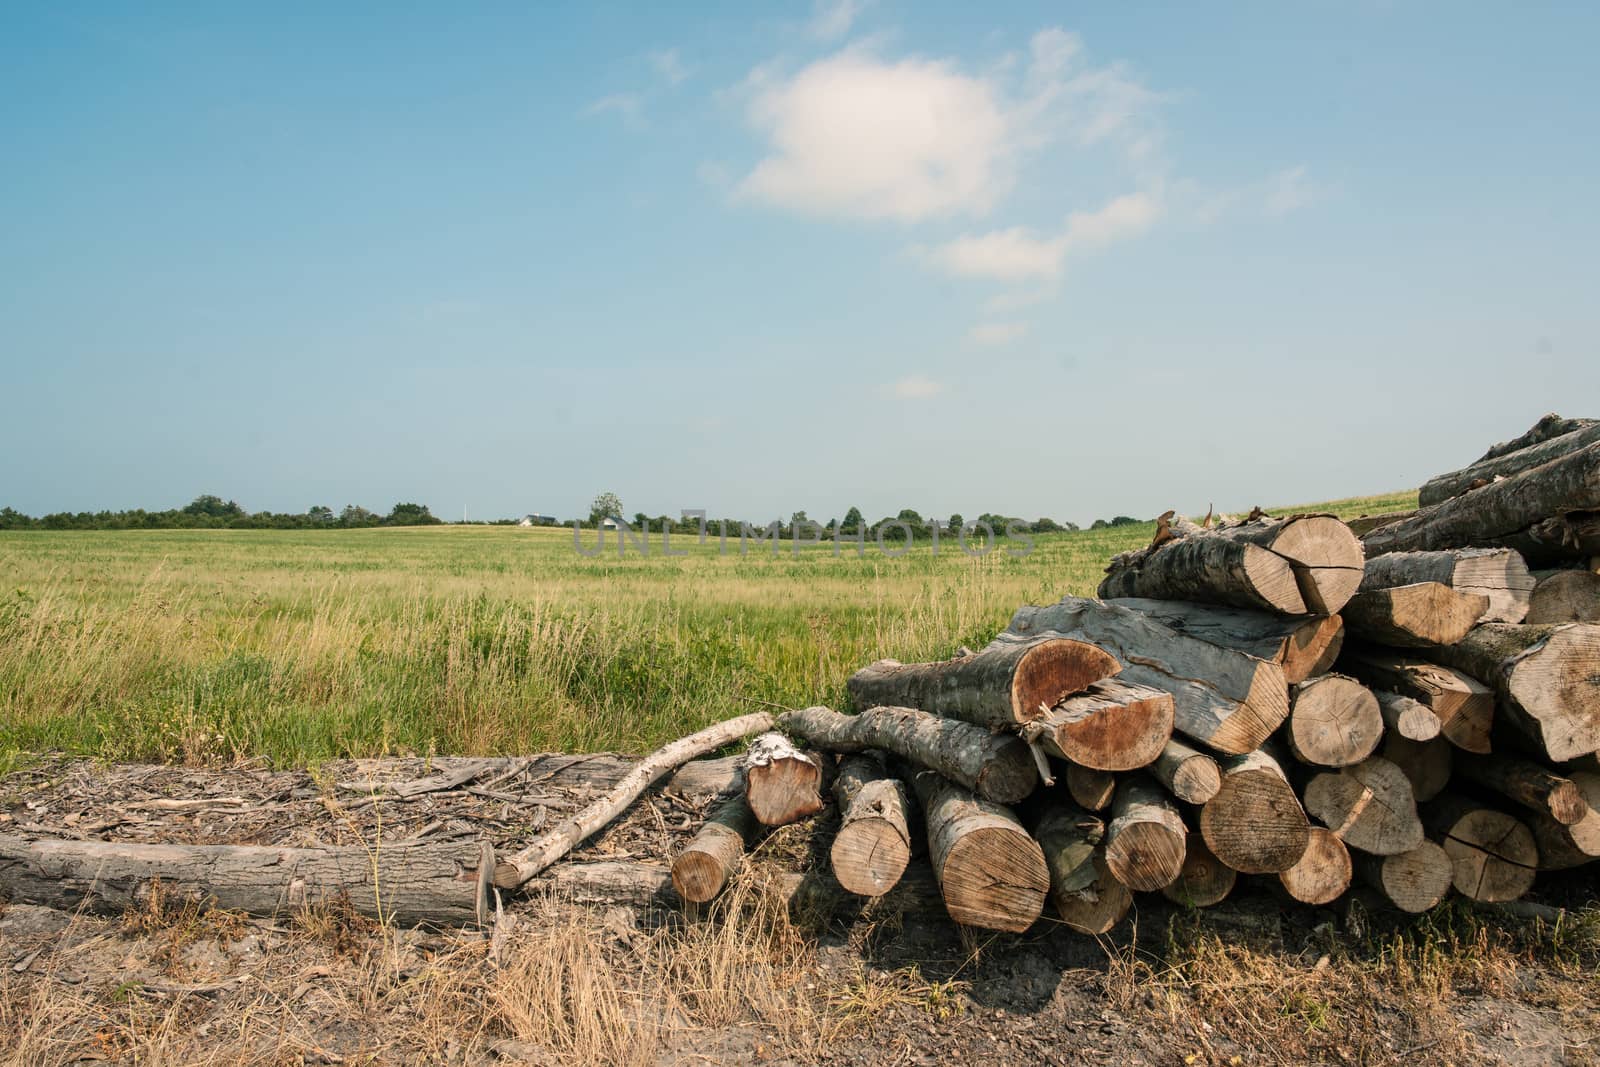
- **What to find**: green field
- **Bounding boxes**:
[0,491,1416,769]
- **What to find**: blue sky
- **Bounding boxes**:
[2,2,1596,526]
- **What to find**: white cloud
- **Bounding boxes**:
[650,48,691,87]
[968,322,1028,346]
[809,0,865,41]
[889,374,945,399]
[1262,165,1315,217]
[583,92,645,123]
[922,190,1160,280]
[734,29,1162,224]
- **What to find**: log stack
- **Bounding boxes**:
[663,413,1600,936]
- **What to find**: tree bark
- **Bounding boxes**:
[846,639,1121,729]
[1490,512,1600,567]
[1149,738,1222,804]
[1103,777,1187,892]
[496,712,776,889]
[1375,690,1442,742]
[1002,598,1290,755]
[664,756,743,801]
[744,733,829,827]
[1160,837,1237,908]
[1199,749,1310,874]
[1033,803,1131,935]
[1339,649,1494,754]
[911,771,1048,933]
[776,706,1036,804]
[1382,735,1453,803]
[1361,440,1600,560]
[1420,419,1600,506]
[1359,548,1534,624]
[1277,826,1352,906]
[1018,679,1174,772]
[1527,771,1600,869]
[1527,569,1600,623]
[1065,764,1117,812]
[1104,598,1344,684]
[1423,794,1538,902]
[671,793,759,904]
[829,754,914,897]
[1286,674,1384,768]
[1475,414,1598,463]
[1456,755,1587,826]
[1340,583,1488,648]
[1425,622,1600,762]
[0,836,492,925]
[1303,756,1424,856]
[1354,841,1454,913]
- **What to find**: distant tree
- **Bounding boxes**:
[340,504,378,526]
[1090,518,1107,530]
[384,502,440,526]
[896,508,923,525]
[307,506,334,524]
[633,512,650,529]
[0,507,33,530]
[183,494,244,519]
[1110,515,1139,527]
[1030,517,1064,534]
[590,492,624,525]
[947,513,963,533]
[841,506,864,533]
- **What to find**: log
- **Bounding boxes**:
[1354,841,1453,913]
[1340,583,1488,648]
[1526,569,1600,623]
[0,836,492,925]
[1358,548,1534,624]
[1339,649,1493,754]
[829,754,914,897]
[1361,440,1600,560]
[744,733,828,826]
[1348,510,1416,538]
[1527,771,1600,869]
[1277,826,1352,906]
[1160,837,1237,908]
[776,705,1036,804]
[1490,512,1600,568]
[1382,735,1454,803]
[1105,598,1344,684]
[846,639,1121,729]
[1199,749,1310,874]
[911,771,1048,933]
[1303,756,1424,856]
[1424,794,1538,902]
[1002,598,1290,755]
[1475,414,1597,463]
[1065,764,1117,811]
[1099,515,1364,615]
[1149,738,1223,804]
[1419,419,1600,506]
[1456,755,1587,826]
[1375,690,1441,742]
[495,711,776,889]
[1103,777,1187,892]
[1033,803,1132,935]
[664,756,744,801]
[1425,622,1600,763]
[1285,674,1384,768]
[1018,679,1174,772]
[671,794,759,904]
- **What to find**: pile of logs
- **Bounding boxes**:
[673,414,1600,934]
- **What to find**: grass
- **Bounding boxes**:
[0,490,1417,768]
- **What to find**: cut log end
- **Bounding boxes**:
[1287,675,1384,769]
[1012,639,1124,722]
[1360,841,1454,913]
[941,825,1050,932]
[1161,837,1237,908]
[1066,764,1117,812]
[1527,570,1600,624]
[1033,679,1175,772]
[1104,778,1187,892]
[1268,514,1366,615]
[1199,752,1310,875]
[1433,804,1539,903]
[1278,826,1352,906]
[745,734,827,827]
[1343,583,1489,648]
[1304,757,1424,857]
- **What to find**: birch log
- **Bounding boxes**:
[1341,583,1488,648]
[1161,838,1237,908]
[912,771,1048,933]
[1424,795,1538,902]
[829,754,914,897]
[777,705,1037,804]
[1355,841,1454,913]
[744,733,828,826]
[1033,803,1132,935]
[1149,738,1223,804]
[1002,598,1290,755]
[1419,419,1600,506]
[1424,622,1600,762]
[1361,441,1600,561]
[1528,771,1600,869]
[1199,749,1310,874]
[1359,548,1534,624]
[1340,649,1494,754]
[1303,757,1424,856]
[1277,826,1352,906]
[1105,598,1344,684]
[1018,679,1174,771]
[672,794,759,903]
[1285,674,1384,768]
[1103,777,1187,891]
[847,638,1121,729]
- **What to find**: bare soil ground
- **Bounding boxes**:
[3,756,1597,1066]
